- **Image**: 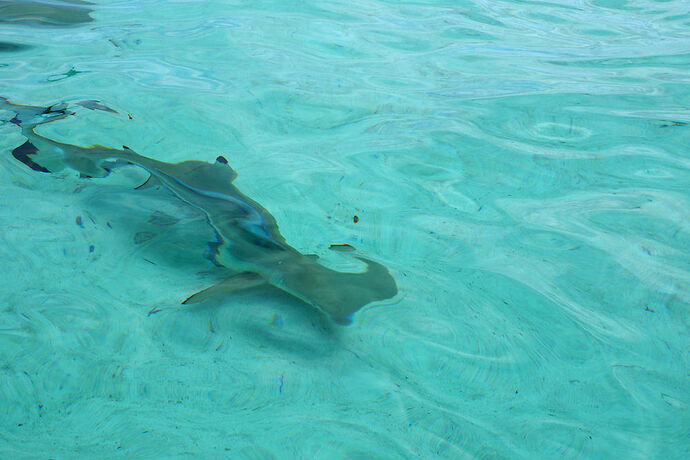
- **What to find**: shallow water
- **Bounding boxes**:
[1,0,689,458]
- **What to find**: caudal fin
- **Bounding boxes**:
[1,96,71,128]
[2,96,121,177]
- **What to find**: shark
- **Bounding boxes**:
[1,97,397,325]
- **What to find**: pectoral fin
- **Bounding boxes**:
[182,272,265,304]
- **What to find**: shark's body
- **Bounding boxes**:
[1,97,397,324]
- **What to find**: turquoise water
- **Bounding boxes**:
[1,0,689,458]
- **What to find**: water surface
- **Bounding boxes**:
[1,0,688,458]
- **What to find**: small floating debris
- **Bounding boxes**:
[328,243,355,252]
[270,313,283,328]
[147,210,179,227]
[659,121,687,128]
[134,231,156,244]
[88,245,94,253]
[47,68,84,82]
[147,307,163,316]
[75,215,83,227]
[353,215,359,224]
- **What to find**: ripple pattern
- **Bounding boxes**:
[1,0,689,458]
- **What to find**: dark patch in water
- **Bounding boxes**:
[76,100,117,113]
[134,231,156,245]
[0,1,94,26]
[0,41,30,52]
[47,67,85,82]
[270,314,284,328]
[147,210,179,227]
[659,120,687,128]
[332,313,354,326]
[204,241,224,267]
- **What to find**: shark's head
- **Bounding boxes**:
[279,254,398,325]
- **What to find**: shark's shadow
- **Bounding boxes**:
[84,178,220,270]
[92,180,342,343]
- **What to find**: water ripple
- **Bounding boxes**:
[2,0,689,457]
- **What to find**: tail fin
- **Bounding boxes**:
[1,96,71,129]
[2,96,120,176]
[2,97,72,173]
[12,140,51,173]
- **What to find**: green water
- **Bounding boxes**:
[1,0,688,458]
